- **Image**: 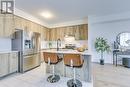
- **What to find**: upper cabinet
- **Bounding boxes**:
[0,14,4,37]
[0,14,14,38]
[0,14,87,41]
[14,16,24,30]
[14,16,50,41]
[49,24,88,41]
[14,16,32,31]
[40,27,50,41]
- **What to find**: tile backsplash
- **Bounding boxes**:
[0,38,11,51]
[41,40,88,49]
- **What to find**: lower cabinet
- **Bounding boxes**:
[9,53,18,73]
[0,52,18,77]
[0,54,9,77]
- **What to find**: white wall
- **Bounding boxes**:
[0,38,11,51]
[88,12,130,63]
[41,40,88,49]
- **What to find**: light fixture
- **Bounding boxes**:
[41,11,53,19]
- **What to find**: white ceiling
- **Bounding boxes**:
[15,0,130,25]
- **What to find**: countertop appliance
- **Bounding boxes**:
[12,29,41,73]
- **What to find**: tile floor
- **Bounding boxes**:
[0,63,93,87]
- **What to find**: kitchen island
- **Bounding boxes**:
[42,49,92,82]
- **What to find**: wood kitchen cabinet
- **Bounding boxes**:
[30,22,38,32]
[0,52,18,77]
[49,28,57,41]
[4,15,15,38]
[22,19,31,31]
[33,24,50,41]
[41,28,46,41]
[0,14,4,37]
[1,14,87,41]
[0,53,9,77]
[0,14,50,40]
[9,52,18,73]
[14,16,34,32]
[45,28,50,41]
[14,16,50,41]
[0,14,14,38]
[78,24,88,40]
[49,24,88,41]
[14,16,28,30]
[14,16,22,29]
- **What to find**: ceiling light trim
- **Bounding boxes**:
[14,8,50,27]
[48,19,88,28]
[14,8,88,28]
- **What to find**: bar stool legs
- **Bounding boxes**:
[67,59,82,87]
[67,67,82,87]
[45,57,60,83]
[47,65,60,83]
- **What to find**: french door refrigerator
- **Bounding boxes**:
[12,29,41,73]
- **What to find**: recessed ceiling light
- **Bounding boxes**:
[41,11,53,19]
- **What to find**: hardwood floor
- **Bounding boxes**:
[93,63,130,87]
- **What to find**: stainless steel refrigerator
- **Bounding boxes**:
[12,29,41,73]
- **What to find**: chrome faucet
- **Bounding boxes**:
[57,38,61,51]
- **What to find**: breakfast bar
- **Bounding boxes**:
[42,49,92,82]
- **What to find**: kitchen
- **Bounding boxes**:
[1,0,130,87]
[0,0,91,87]
[0,19,91,87]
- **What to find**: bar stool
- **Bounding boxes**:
[64,54,84,87]
[43,52,60,83]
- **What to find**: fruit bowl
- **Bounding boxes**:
[77,47,85,52]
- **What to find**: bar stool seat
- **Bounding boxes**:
[64,54,84,87]
[43,52,60,83]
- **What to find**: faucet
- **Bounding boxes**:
[57,38,61,51]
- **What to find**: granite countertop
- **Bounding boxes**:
[42,49,91,55]
[0,51,18,54]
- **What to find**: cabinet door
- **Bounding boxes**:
[33,53,40,66]
[14,16,23,29]
[40,27,45,41]
[29,21,38,32]
[0,14,4,37]
[37,24,41,33]
[79,24,88,40]
[25,20,31,31]
[50,28,57,41]
[4,14,14,38]
[32,22,39,32]
[9,53,18,73]
[0,54,9,77]
[56,28,63,40]
[0,14,14,38]
[46,28,50,41]
[74,26,80,40]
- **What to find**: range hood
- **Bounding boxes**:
[64,35,76,49]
